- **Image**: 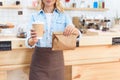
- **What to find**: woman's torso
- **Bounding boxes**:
[31,9,68,47]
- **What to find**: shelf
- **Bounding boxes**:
[27,6,38,10]
[64,8,109,11]
[0,5,22,9]
[27,7,109,12]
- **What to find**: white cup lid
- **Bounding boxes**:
[32,22,44,24]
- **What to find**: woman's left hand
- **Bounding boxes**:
[63,25,79,36]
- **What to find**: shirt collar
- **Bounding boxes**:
[38,8,60,15]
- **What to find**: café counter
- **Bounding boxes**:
[1,31,120,80]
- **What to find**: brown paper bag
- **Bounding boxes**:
[52,32,78,50]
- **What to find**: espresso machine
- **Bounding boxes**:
[72,16,86,33]
[72,16,111,33]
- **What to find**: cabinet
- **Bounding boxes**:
[1,35,120,80]
[72,62,120,80]
[64,45,120,80]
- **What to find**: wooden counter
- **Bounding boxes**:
[1,32,120,80]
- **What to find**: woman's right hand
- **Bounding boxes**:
[28,29,38,46]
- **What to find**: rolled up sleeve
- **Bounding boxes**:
[65,14,74,27]
[25,14,35,48]
[65,14,82,40]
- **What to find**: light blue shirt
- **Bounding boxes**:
[25,9,81,48]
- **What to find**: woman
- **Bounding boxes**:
[25,0,81,80]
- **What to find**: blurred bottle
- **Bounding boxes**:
[32,0,38,7]
[93,0,98,8]
[0,0,5,6]
[72,0,76,8]
[0,0,3,6]
[65,0,70,8]
[98,0,105,8]
[65,0,70,3]
[99,0,102,8]
[102,0,105,8]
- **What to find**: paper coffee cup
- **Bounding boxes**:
[32,22,44,39]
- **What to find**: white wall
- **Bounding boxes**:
[64,0,120,18]
[104,0,120,17]
[0,0,120,33]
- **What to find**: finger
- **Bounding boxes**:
[32,37,38,43]
[70,28,75,34]
[72,28,79,36]
[31,35,37,38]
[43,30,45,33]
[31,29,35,32]
[31,29,37,35]
[64,27,70,36]
[65,27,73,36]
[68,27,74,35]
[31,32,37,35]
[32,37,38,41]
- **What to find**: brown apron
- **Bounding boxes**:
[29,46,64,80]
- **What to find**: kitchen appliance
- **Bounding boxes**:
[72,16,86,33]
[72,16,112,33]
[17,32,27,38]
[16,26,27,38]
